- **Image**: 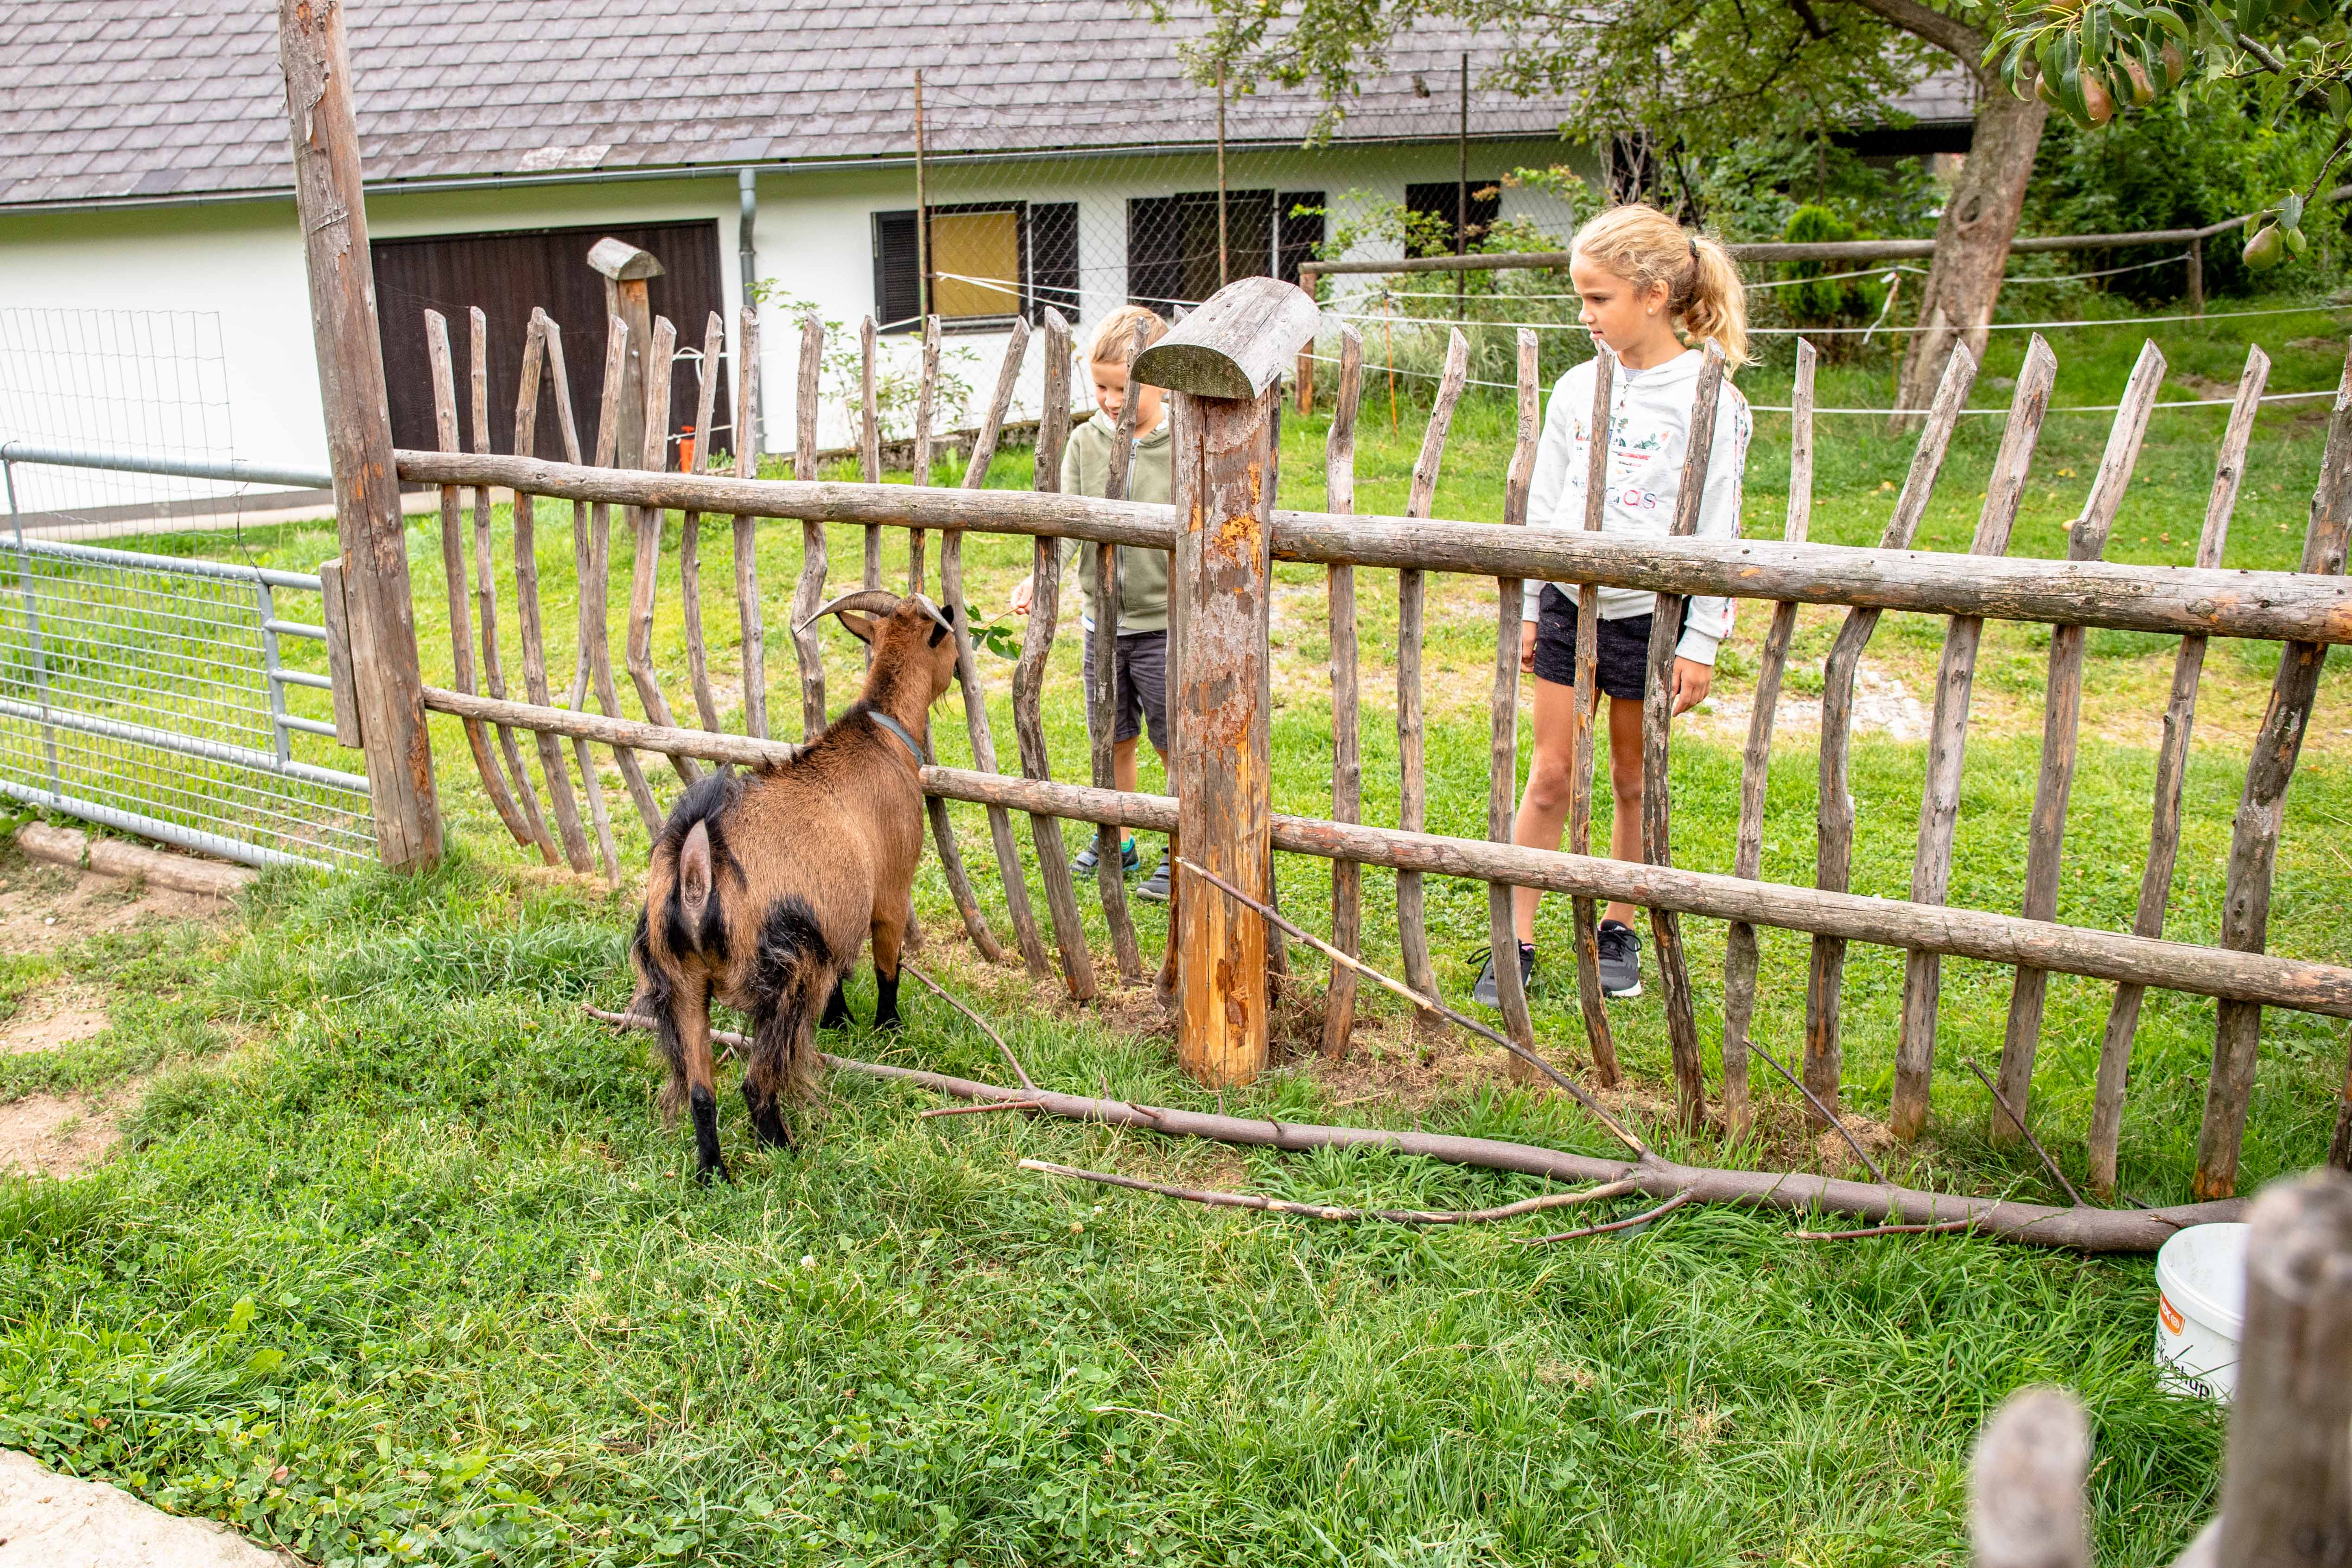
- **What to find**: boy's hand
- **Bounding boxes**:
[1008,575,1035,616]
[1671,657,1712,716]
[1519,620,1538,673]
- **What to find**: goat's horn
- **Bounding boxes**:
[906,594,957,635]
[795,588,902,635]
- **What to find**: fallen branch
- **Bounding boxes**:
[1749,1037,1889,1184]
[585,1009,2247,1251]
[1020,1157,1645,1224]
[903,960,1038,1090]
[1519,1187,1697,1244]
[1793,1216,1983,1241]
[1174,855,1652,1161]
[922,1099,1043,1118]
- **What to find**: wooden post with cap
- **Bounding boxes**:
[1138,278,1321,1088]
[588,237,664,475]
[275,0,441,870]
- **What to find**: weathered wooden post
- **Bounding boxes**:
[1138,278,1319,1088]
[588,238,663,475]
[276,0,441,870]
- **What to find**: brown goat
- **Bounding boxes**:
[629,590,960,1181]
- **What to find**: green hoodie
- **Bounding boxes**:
[1059,410,1172,635]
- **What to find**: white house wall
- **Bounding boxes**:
[0,134,1587,485]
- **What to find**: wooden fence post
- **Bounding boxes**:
[588,237,662,477]
[1140,279,1319,1088]
[276,0,441,871]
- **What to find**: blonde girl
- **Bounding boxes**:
[1474,203,1752,1008]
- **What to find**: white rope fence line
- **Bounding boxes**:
[1330,300,2341,337]
[1344,252,2196,299]
[1301,351,2345,414]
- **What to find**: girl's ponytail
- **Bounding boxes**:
[1571,204,1751,370]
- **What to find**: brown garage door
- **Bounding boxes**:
[371,219,730,465]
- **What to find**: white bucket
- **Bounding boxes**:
[2155,1222,2247,1401]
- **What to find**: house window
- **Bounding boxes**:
[1278,191,1325,286]
[1405,180,1502,256]
[871,203,1079,332]
[1127,190,1277,309]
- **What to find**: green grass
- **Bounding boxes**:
[1,297,2347,1564]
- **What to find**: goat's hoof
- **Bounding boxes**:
[696,1159,733,1187]
[875,1010,905,1033]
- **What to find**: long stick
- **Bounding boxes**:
[1994,340,2165,1144]
[732,307,769,740]
[625,313,701,786]
[585,1007,2250,1251]
[585,312,665,837]
[1722,337,1815,1136]
[1639,341,1726,1133]
[1396,327,1468,1026]
[1814,340,1992,1126]
[1487,329,1540,1067]
[678,311,725,733]
[537,316,622,881]
[860,314,883,615]
[509,310,596,875]
[1749,1037,1888,1184]
[1022,1158,1644,1226]
[2088,344,2269,1197]
[1964,1056,2088,1210]
[788,312,830,740]
[1321,326,1364,1059]
[1177,855,1649,1160]
[1091,317,1149,983]
[902,960,1037,1090]
[1519,1188,1694,1245]
[470,306,557,862]
[1567,349,1621,1086]
[1891,342,2039,1139]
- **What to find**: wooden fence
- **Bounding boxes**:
[276,0,2352,1209]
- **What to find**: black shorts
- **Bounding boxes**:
[1530,584,1681,702]
[1080,628,1169,752]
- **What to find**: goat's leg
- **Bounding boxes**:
[871,910,905,1031]
[668,971,729,1185]
[743,990,813,1151]
[819,977,852,1031]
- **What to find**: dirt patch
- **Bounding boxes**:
[1693,657,1928,745]
[0,862,225,958]
[0,983,109,1056]
[0,1092,119,1179]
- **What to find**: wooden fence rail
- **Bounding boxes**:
[373,286,2352,1193]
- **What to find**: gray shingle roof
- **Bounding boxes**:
[0,0,1600,208]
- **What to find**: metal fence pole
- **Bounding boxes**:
[255,579,292,766]
[1,459,63,801]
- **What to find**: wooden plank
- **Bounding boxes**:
[1888,342,2051,1139]
[1809,338,1999,1125]
[424,308,534,849]
[2089,345,2269,1196]
[1569,349,1621,1087]
[944,320,1052,980]
[536,314,621,882]
[279,0,440,870]
[1970,1388,2090,1568]
[1015,309,1094,999]
[509,310,595,875]
[470,307,558,863]
[1639,341,1727,1133]
[2197,349,2352,1200]
[1397,327,1468,1028]
[1488,329,1539,1073]
[318,557,362,749]
[440,682,2352,1023]
[1321,325,1364,1060]
[677,311,725,733]
[789,312,830,739]
[1170,382,1282,1086]
[1093,315,1150,984]
[399,450,2352,648]
[2214,1171,2352,1567]
[1721,338,1817,1138]
[730,307,769,741]
[585,313,665,838]
[624,315,700,787]
[1993,340,2166,1143]
[909,316,939,593]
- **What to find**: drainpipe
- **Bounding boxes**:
[738,167,763,453]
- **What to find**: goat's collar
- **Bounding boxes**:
[865,710,931,767]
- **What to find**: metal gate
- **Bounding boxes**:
[0,444,372,871]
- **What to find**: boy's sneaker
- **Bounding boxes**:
[1073,836,1140,877]
[1470,942,1535,1009]
[1597,920,1642,998]
[1134,858,1172,903]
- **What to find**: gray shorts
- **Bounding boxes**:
[1080,628,1169,752]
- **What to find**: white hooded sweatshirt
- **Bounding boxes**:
[1522,348,1752,667]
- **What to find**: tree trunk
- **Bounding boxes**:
[1894,89,2049,415]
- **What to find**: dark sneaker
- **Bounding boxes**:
[1470,942,1535,1008]
[1597,919,1642,998]
[1073,836,1140,876]
[1134,857,1171,903]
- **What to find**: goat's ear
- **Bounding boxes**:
[926,601,956,647]
[836,610,878,645]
